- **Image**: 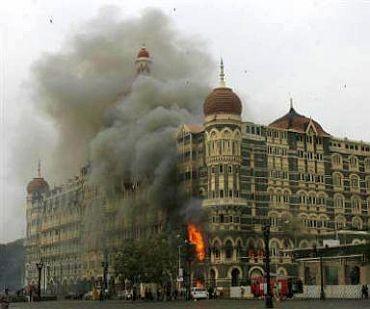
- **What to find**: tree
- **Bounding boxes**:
[281,217,306,248]
[113,233,178,286]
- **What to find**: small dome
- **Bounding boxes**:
[269,106,329,135]
[137,47,150,58]
[27,178,49,195]
[204,87,242,116]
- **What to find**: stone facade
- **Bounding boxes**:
[25,49,370,293]
[176,64,370,288]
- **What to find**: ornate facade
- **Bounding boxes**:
[176,61,370,288]
[25,48,369,293]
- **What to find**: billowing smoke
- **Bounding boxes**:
[29,7,213,242]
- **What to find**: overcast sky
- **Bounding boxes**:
[1,0,370,242]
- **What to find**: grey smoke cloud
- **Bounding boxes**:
[25,7,214,240]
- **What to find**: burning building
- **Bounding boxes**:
[24,47,167,292]
[24,43,369,296]
[176,59,370,291]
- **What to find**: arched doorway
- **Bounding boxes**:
[350,266,360,285]
[225,240,234,260]
[231,268,240,287]
[193,268,205,287]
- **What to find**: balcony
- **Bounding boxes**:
[202,197,246,207]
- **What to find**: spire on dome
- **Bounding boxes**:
[37,160,41,178]
[289,97,294,111]
[219,58,226,87]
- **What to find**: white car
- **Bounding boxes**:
[190,287,209,300]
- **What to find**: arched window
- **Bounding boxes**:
[352,217,363,230]
[333,172,343,188]
[351,196,362,213]
[308,216,317,228]
[247,239,256,257]
[349,156,359,170]
[236,240,242,258]
[268,188,274,205]
[334,194,345,210]
[308,193,317,205]
[225,240,234,259]
[300,214,308,227]
[231,268,240,287]
[317,193,326,207]
[270,214,278,227]
[319,215,329,228]
[213,241,221,260]
[270,240,280,257]
[298,191,307,205]
[276,190,282,205]
[350,266,360,285]
[283,190,290,204]
[332,154,342,168]
[366,176,370,192]
[336,215,346,229]
[350,174,360,190]
[365,158,370,172]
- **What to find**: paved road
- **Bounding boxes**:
[8,299,370,309]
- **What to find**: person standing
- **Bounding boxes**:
[362,284,368,299]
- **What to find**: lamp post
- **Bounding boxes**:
[36,260,44,301]
[313,245,325,300]
[319,256,325,300]
[263,224,274,308]
[184,241,195,301]
[101,250,109,300]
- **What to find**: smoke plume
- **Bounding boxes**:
[28,7,213,240]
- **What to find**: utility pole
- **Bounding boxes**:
[319,255,325,300]
[313,244,325,300]
[263,224,273,308]
[36,260,44,301]
[101,250,109,300]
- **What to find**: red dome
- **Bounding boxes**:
[269,107,330,136]
[204,87,242,116]
[137,47,150,58]
[27,178,49,194]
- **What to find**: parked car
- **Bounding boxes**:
[190,287,209,300]
[83,291,93,300]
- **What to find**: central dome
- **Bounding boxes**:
[27,177,49,194]
[204,87,242,116]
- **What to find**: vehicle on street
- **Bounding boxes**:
[190,287,209,300]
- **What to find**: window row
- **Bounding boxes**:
[332,154,370,171]
[333,173,370,190]
[298,151,323,161]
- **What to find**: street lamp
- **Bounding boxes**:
[101,250,109,300]
[36,260,44,301]
[313,244,325,300]
[263,224,273,308]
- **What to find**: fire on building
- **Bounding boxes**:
[25,44,370,300]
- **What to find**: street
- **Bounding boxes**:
[8,299,370,309]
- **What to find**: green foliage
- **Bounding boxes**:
[0,239,24,290]
[113,233,178,284]
[281,217,307,248]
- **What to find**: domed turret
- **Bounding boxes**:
[27,178,49,195]
[27,161,49,195]
[203,59,242,118]
[135,45,151,75]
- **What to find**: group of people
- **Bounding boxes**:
[362,284,369,299]
[119,286,185,301]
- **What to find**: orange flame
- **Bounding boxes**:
[187,223,205,261]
